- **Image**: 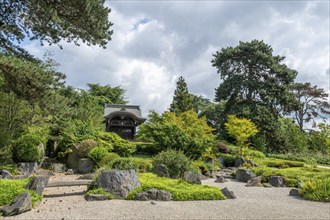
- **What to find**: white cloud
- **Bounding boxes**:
[22,1,329,118]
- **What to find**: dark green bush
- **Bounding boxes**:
[152,149,191,178]
[111,158,135,170]
[77,139,97,158]
[130,158,153,173]
[88,147,110,164]
[14,134,44,162]
[217,153,236,167]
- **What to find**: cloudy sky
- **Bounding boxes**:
[25,1,330,117]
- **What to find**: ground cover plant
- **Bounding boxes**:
[252,157,305,168]
[85,188,114,200]
[0,178,42,207]
[251,166,330,187]
[126,173,226,201]
[299,178,330,202]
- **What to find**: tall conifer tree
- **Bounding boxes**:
[169,76,193,114]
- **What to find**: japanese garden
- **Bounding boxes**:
[0,1,329,219]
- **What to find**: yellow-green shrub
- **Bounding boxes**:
[299,179,330,202]
[126,173,225,201]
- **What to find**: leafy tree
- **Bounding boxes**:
[199,101,226,136]
[169,76,193,114]
[291,82,330,131]
[279,118,308,153]
[190,94,212,114]
[138,110,215,158]
[87,83,127,107]
[309,123,330,155]
[0,0,113,60]
[224,115,258,157]
[212,40,299,152]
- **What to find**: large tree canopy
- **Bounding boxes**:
[212,40,299,151]
[291,82,330,131]
[0,0,113,59]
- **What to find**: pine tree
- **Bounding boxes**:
[169,76,193,114]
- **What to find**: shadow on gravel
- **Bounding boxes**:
[44,191,86,198]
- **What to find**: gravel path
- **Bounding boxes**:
[6,174,330,220]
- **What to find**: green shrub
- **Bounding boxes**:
[111,158,135,170]
[130,158,153,173]
[85,188,114,200]
[94,132,136,157]
[126,173,225,201]
[0,179,42,207]
[299,178,330,202]
[0,164,18,175]
[268,153,330,166]
[135,142,158,155]
[251,166,330,187]
[88,147,110,164]
[77,139,97,158]
[113,141,136,157]
[217,153,236,167]
[191,160,208,174]
[99,152,120,167]
[248,149,265,158]
[14,134,44,162]
[152,149,191,178]
[138,110,216,159]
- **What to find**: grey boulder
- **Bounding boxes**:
[97,169,141,199]
[78,158,94,174]
[183,171,201,184]
[289,189,301,197]
[245,176,262,187]
[221,187,236,199]
[24,175,49,195]
[17,162,38,175]
[234,157,245,167]
[0,193,32,216]
[136,188,172,201]
[215,176,227,183]
[153,164,170,178]
[236,168,256,182]
[269,176,285,187]
[1,169,14,179]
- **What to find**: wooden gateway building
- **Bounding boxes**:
[104,104,146,140]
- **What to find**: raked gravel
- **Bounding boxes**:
[5,174,330,220]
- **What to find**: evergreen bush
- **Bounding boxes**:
[88,146,110,164]
[152,149,191,178]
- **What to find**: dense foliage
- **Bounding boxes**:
[152,149,191,178]
[0,179,42,206]
[1,0,113,60]
[299,179,330,202]
[138,110,215,158]
[212,40,299,152]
